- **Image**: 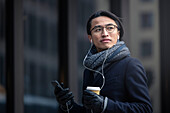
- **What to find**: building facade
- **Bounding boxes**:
[0,0,169,113]
[129,0,161,113]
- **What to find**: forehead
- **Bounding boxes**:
[91,16,117,27]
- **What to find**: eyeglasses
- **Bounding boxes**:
[90,24,118,35]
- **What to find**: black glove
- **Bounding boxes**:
[54,83,74,110]
[83,90,104,113]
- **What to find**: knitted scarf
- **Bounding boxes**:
[83,41,130,76]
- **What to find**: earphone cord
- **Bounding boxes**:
[83,43,110,90]
[66,102,69,113]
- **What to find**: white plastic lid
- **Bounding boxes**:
[86,86,100,91]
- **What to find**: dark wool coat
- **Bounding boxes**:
[60,56,153,113]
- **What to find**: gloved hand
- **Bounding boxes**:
[83,89,104,113]
[54,83,74,110]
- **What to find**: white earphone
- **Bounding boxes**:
[90,39,92,43]
[117,35,120,40]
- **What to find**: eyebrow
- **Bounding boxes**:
[93,23,115,29]
[91,23,117,32]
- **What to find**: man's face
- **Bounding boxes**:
[88,16,120,52]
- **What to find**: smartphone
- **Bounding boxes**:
[51,80,64,90]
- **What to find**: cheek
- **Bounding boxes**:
[111,30,119,38]
[110,34,118,40]
[92,35,100,42]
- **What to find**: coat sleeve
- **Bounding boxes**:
[58,70,90,113]
[105,58,153,113]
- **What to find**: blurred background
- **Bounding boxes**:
[0,0,170,113]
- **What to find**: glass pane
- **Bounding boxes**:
[0,0,6,113]
[77,0,95,103]
[77,0,110,103]
[23,0,59,112]
[140,40,153,58]
[140,12,153,29]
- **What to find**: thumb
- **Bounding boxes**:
[60,82,64,88]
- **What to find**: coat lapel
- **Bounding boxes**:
[92,72,103,87]
[91,63,114,87]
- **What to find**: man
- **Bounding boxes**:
[54,10,153,113]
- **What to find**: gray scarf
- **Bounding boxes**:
[84,41,130,76]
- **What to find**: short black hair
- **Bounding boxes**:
[86,10,124,40]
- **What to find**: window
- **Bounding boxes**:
[140,12,153,29]
[77,0,96,102]
[49,24,57,54]
[24,0,59,112]
[39,65,48,97]
[29,61,37,95]
[140,40,153,58]
[28,14,38,48]
[39,18,47,52]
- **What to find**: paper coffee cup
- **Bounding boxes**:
[86,86,100,95]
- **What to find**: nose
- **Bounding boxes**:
[101,28,109,37]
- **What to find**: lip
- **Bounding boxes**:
[100,39,112,43]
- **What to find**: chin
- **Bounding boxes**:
[97,45,113,52]
[104,45,113,49]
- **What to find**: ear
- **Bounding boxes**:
[117,31,120,40]
[117,35,120,40]
[88,35,92,43]
[117,30,120,36]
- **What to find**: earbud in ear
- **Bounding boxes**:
[90,39,92,43]
[117,35,120,40]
